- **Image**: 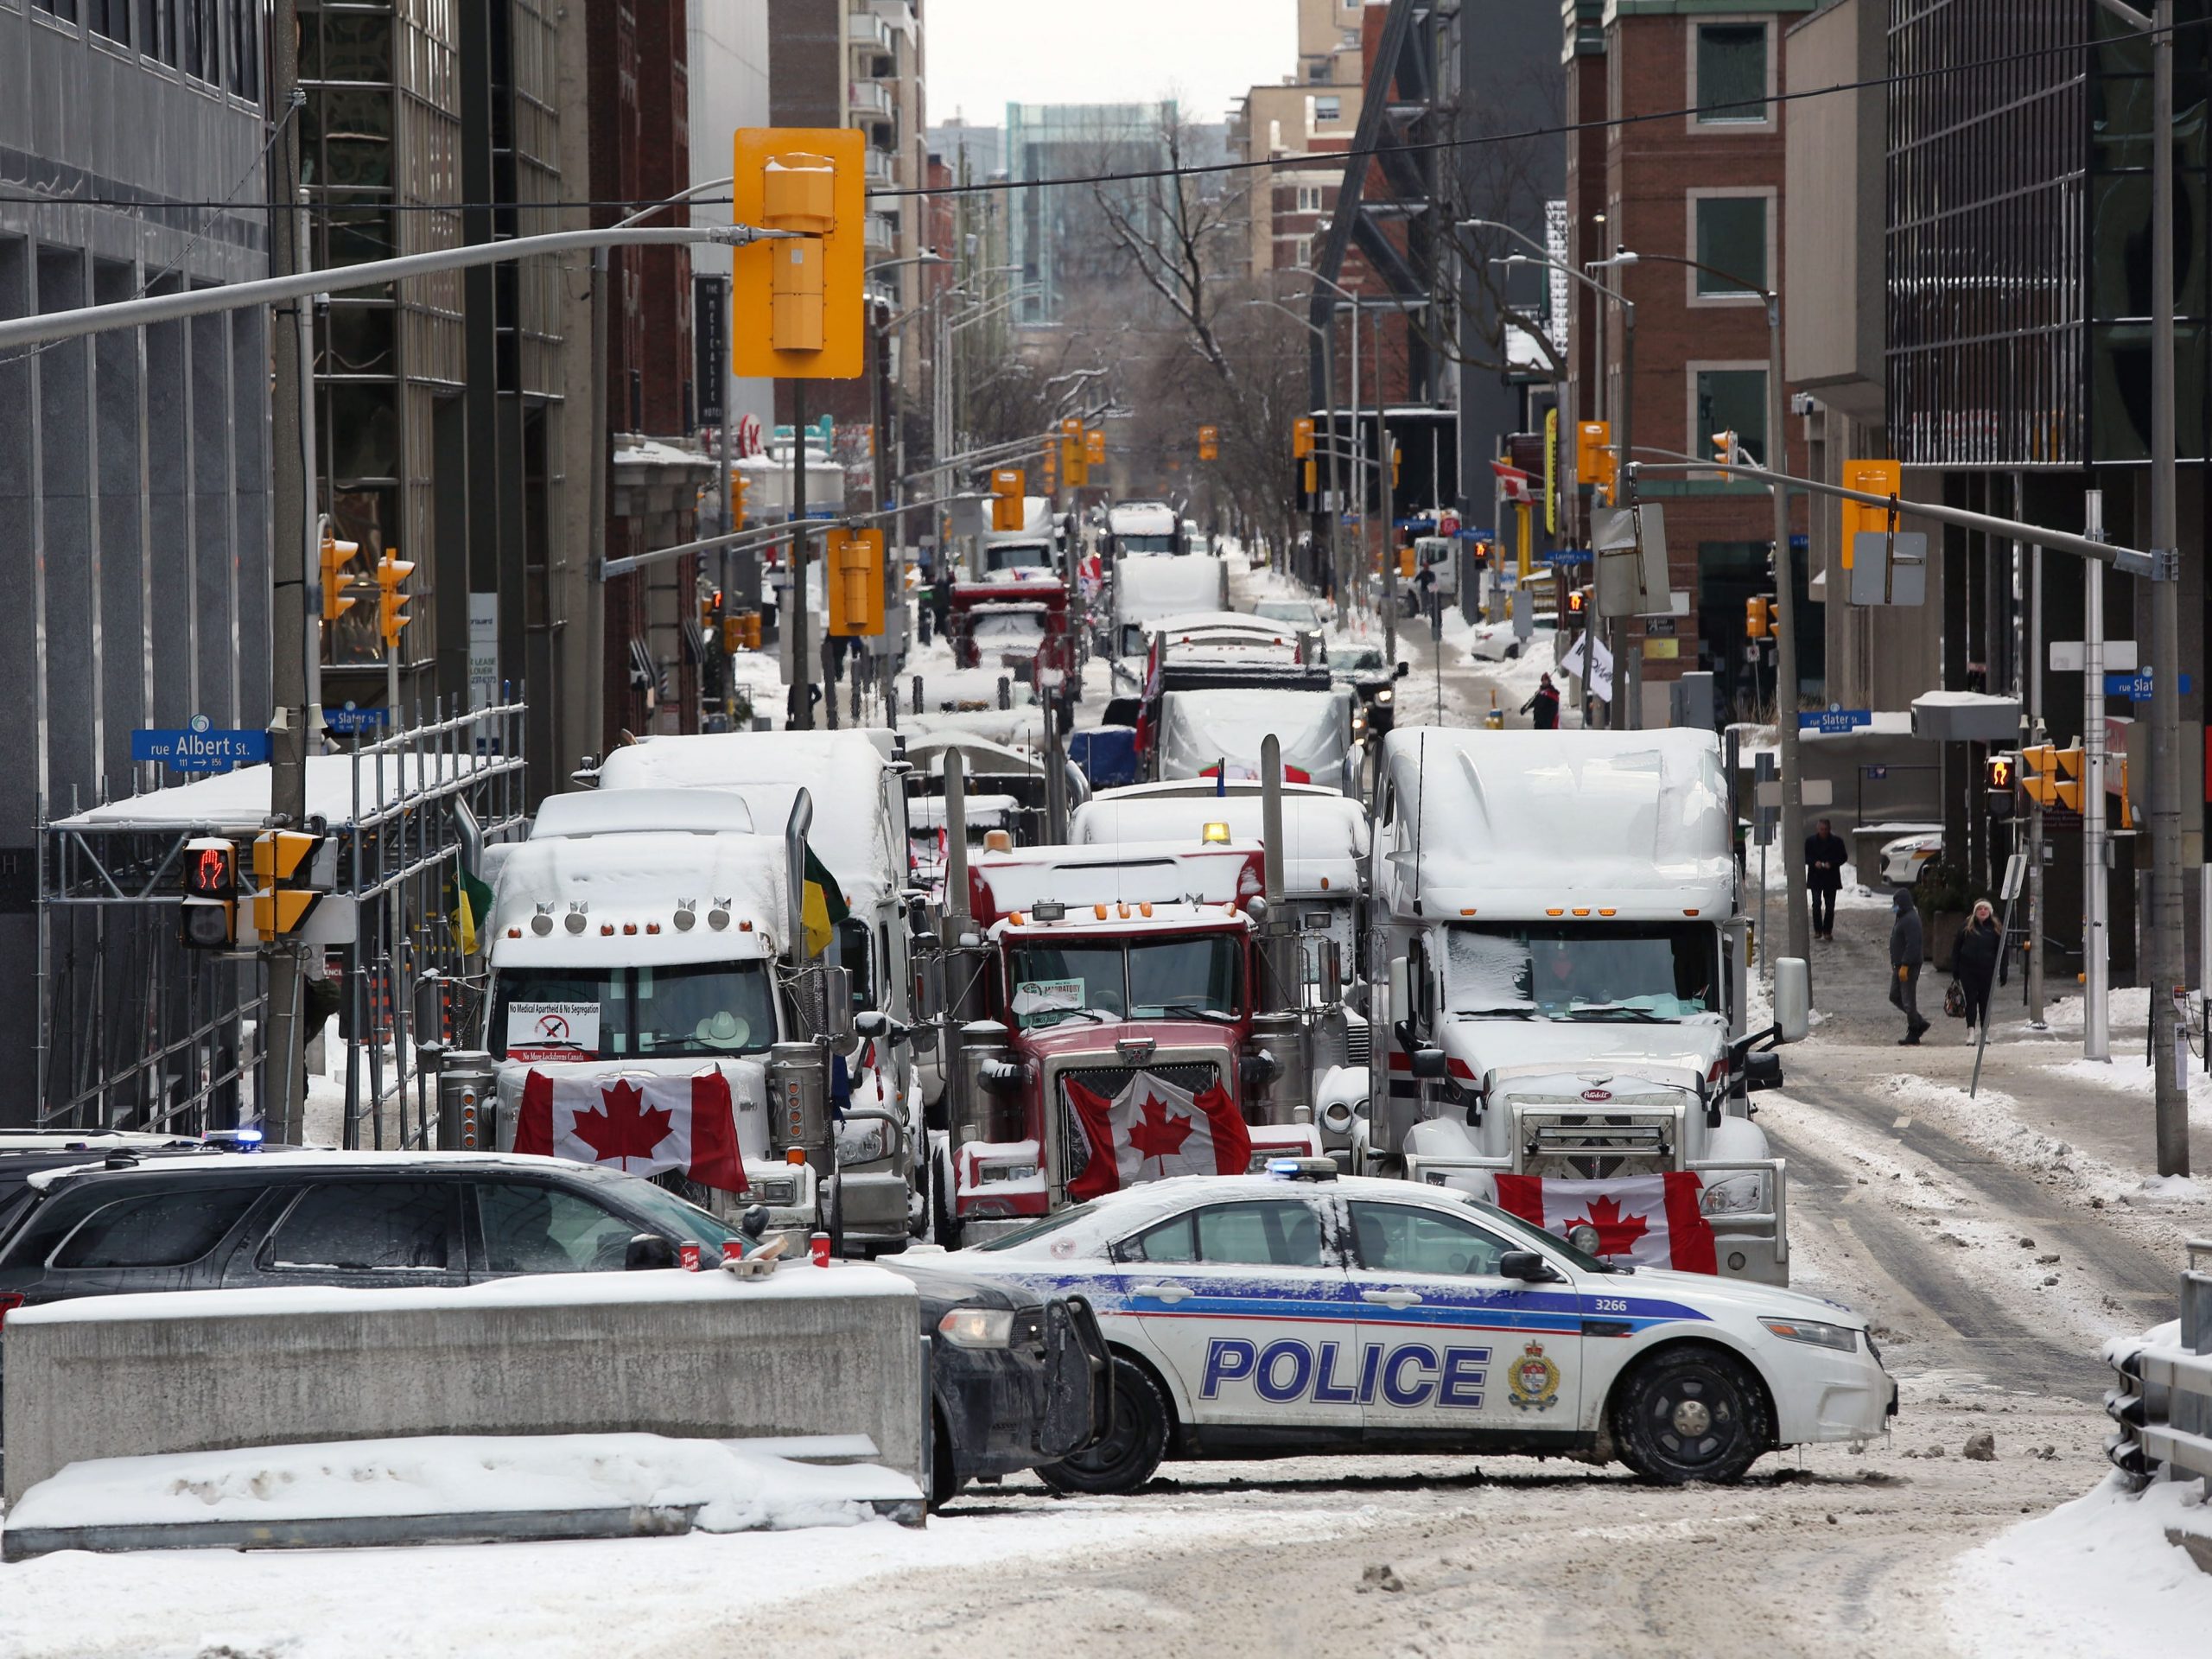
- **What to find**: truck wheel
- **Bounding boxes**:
[1038,1354,1169,1496]
[930,1403,961,1511]
[1613,1345,1770,1484]
[931,1144,964,1250]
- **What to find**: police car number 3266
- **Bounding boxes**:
[943,1164,1897,1495]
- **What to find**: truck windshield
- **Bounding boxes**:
[1116,534,1177,554]
[985,543,1053,572]
[1006,935,1242,1029]
[491,963,778,1058]
[1445,923,1716,1020]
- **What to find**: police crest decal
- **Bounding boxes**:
[1507,1341,1560,1411]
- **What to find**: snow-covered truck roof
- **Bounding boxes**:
[530,788,754,840]
[1156,686,1354,793]
[1071,789,1368,897]
[967,840,1266,927]
[594,730,905,906]
[488,828,789,967]
[1113,560,1226,622]
[1108,502,1179,532]
[1376,727,1734,921]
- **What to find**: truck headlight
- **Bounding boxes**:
[1376,688,1394,704]
[750,1177,799,1207]
[938,1306,1016,1348]
[837,1122,887,1165]
[1759,1316,1860,1353]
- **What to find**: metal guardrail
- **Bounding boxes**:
[2106,1237,2212,1490]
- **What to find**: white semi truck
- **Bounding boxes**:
[588,728,927,1253]
[1364,728,1808,1284]
[481,787,874,1249]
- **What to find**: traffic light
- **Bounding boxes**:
[375,550,414,651]
[2018,744,2084,812]
[1059,416,1088,487]
[1303,458,1318,494]
[1745,595,1774,639]
[1293,416,1315,459]
[179,836,238,951]
[1198,424,1219,461]
[732,471,751,530]
[824,527,886,637]
[731,128,866,379]
[1575,421,1611,483]
[1085,428,1105,465]
[1985,753,2017,792]
[1391,442,1402,489]
[991,467,1026,532]
[1712,429,1750,478]
[320,531,359,626]
[248,830,328,942]
[1565,587,1588,618]
[1838,458,1903,568]
[700,588,725,633]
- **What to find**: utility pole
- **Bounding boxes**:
[265,1,309,1144]
[1767,289,1810,964]
[2027,530,2047,1027]
[2085,489,2112,1063]
[2147,0,2190,1175]
[790,384,814,730]
[1377,305,1396,662]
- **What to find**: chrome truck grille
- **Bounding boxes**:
[1515,1108,1680,1179]
[1054,1062,1222,1182]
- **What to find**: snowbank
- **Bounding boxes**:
[4,1433,916,1540]
[1950,1472,2212,1658]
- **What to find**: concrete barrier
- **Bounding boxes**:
[3,1263,924,1510]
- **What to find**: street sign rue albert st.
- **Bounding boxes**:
[130,716,270,773]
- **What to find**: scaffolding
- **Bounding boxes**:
[39,697,529,1142]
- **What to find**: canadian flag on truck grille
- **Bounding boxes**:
[513,1069,747,1193]
[1491,1172,1717,1274]
[1064,1070,1252,1201]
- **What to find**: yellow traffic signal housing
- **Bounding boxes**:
[2019,744,2084,812]
[1198,423,1219,461]
[991,467,1026,532]
[1745,595,1770,639]
[700,588,725,632]
[179,836,238,951]
[320,532,359,625]
[1293,416,1315,459]
[1712,429,1748,478]
[1575,420,1611,484]
[248,830,327,941]
[732,471,751,529]
[824,527,885,637]
[1085,429,1106,465]
[375,550,414,650]
[732,128,866,379]
[1838,458,1904,568]
[1303,457,1318,493]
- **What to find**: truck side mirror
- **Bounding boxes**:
[1409,1046,1449,1081]
[1388,955,1409,1022]
[1773,957,1810,1043]
[1395,660,1411,679]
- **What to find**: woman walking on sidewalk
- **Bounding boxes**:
[1891,887,1930,1045]
[1952,899,2003,1035]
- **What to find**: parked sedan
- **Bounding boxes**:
[1468,619,1558,663]
[1879,830,1944,887]
[0,1151,1108,1507]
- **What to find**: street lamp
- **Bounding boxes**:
[1249,296,1346,599]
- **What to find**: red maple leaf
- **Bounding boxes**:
[570,1078,673,1169]
[1562,1193,1649,1257]
[1126,1093,1195,1166]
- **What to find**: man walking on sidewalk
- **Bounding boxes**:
[1521,673,1560,730]
[1805,817,1848,942]
[1890,887,1930,1045]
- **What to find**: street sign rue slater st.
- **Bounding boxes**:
[130,715,270,773]
[2106,671,2192,702]
[1798,709,1873,735]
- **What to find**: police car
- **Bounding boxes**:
[944,1162,1896,1493]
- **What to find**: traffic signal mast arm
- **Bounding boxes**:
[1628,456,2168,580]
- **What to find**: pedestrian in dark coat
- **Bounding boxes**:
[1951,899,2003,1034]
[1804,817,1849,942]
[1890,887,1929,1045]
[1521,673,1561,731]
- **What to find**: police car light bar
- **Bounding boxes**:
[1267,1156,1338,1182]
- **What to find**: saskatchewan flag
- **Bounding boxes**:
[448,865,496,957]
[801,845,850,958]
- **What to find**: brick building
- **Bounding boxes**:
[1567,0,1816,721]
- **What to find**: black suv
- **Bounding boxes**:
[0,1152,1109,1506]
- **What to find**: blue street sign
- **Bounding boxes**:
[1544,548,1594,567]
[2106,671,2192,701]
[130,715,270,773]
[1799,709,1873,735]
[325,704,390,735]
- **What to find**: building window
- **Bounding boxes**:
[1693,195,1766,296]
[34,0,80,22]
[181,0,217,84]
[89,0,128,43]
[1313,95,1341,124]
[227,0,258,98]
[1694,368,1768,467]
[1694,23,1768,124]
[1294,235,1313,269]
[1296,184,1324,214]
